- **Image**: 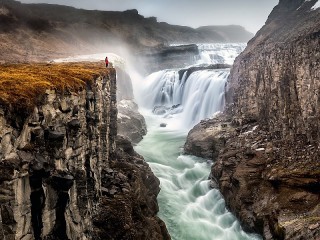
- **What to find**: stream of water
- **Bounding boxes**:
[134,43,262,240]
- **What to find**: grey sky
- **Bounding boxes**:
[18,0,279,33]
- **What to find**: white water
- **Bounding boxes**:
[196,43,246,65]
[135,114,261,240]
[134,43,262,240]
[141,69,228,129]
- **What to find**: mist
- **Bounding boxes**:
[18,0,278,33]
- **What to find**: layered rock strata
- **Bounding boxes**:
[185,1,320,239]
[0,68,169,239]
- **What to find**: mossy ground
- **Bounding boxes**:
[0,62,108,110]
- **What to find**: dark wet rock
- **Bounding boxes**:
[178,64,231,80]
[46,130,65,141]
[139,44,199,73]
[48,171,74,191]
[160,123,167,128]
[153,106,168,115]
[67,119,81,130]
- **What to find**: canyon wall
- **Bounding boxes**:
[185,1,320,239]
[214,1,320,239]
[0,68,169,239]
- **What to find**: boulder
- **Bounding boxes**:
[184,116,234,159]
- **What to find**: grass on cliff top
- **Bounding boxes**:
[0,62,108,109]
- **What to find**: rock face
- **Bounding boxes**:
[117,100,147,144]
[186,1,320,239]
[139,44,200,73]
[184,116,234,159]
[0,68,169,239]
[116,68,147,144]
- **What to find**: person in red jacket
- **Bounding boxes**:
[105,56,109,68]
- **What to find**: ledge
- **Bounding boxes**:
[0,62,111,110]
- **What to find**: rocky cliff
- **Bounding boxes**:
[0,64,169,239]
[0,0,253,63]
[116,68,147,144]
[185,1,320,239]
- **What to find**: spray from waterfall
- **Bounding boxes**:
[137,43,246,130]
[141,68,228,129]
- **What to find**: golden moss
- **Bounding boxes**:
[0,62,108,109]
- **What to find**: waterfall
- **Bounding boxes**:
[138,43,247,130]
[142,68,228,128]
[196,43,246,65]
[135,43,261,240]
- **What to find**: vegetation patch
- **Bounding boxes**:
[0,62,108,110]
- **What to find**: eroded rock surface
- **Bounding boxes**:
[117,100,147,144]
[116,68,147,144]
[186,1,320,239]
[184,115,234,159]
[0,68,169,240]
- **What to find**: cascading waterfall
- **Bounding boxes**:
[196,43,246,65]
[134,43,261,240]
[142,69,229,129]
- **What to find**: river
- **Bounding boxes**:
[134,43,262,240]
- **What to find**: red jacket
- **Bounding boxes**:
[105,57,109,65]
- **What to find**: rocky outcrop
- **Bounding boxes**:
[117,100,147,144]
[200,1,320,240]
[178,64,231,80]
[0,68,169,239]
[116,68,147,144]
[184,116,234,159]
[211,118,320,240]
[139,44,199,73]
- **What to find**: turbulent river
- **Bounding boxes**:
[134,43,262,240]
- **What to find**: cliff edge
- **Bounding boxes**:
[0,63,169,240]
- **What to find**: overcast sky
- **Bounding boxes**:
[18,0,279,33]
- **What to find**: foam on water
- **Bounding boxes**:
[135,114,261,240]
[196,43,246,65]
[139,69,228,129]
[134,43,261,239]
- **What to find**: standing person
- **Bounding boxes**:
[105,56,109,68]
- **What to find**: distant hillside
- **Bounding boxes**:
[197,25,254,43]
[0,0,253,62]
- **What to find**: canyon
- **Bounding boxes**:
[0,0,319,239]
[185,0,320,239]
[0,0,253,63]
